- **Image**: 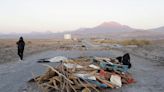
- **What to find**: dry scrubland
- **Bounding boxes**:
[93,39,164,62]
[0,39,82,64]
[0,38,163,64]
[125,40,164,62]
[93,39,151,46]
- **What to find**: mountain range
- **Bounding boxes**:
[70,21,164,39]
[0,21,164,39]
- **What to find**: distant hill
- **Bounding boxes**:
[0,21,164,39]
[70,21,164,39]
[150,26,164,32]
[0,31,63,39]
[71,21,137,35]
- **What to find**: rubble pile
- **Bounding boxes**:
[29,57,135,92]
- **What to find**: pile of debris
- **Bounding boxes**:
[29,56,135,92]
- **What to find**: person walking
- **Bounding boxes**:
[16,37,25,61]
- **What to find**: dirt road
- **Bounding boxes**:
[0,40,164,92]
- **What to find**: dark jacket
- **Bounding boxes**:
[16,37,25,50]
[122,53,131,68]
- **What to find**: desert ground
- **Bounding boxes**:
[92,39,164,62]
[0,38,164,92]
[0,39,84,64]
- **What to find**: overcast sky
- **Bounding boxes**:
[0,0,164,33]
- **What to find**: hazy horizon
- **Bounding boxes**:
[0,0,164,33]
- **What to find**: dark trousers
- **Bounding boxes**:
[18,49,24,60]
